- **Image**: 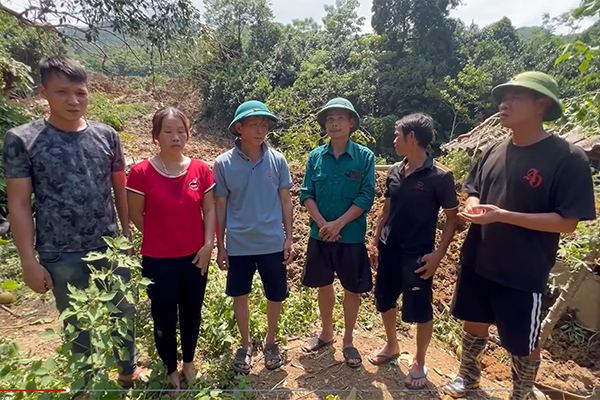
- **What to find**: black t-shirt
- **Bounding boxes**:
[380,157,459,255]
[461,135,597,293]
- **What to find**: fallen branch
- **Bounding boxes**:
[0,304,19,318]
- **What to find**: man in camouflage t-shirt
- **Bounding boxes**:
[2,56,147,385]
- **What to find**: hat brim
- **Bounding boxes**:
[492,82,563,122]
[317,105,360,133]
[228,111,278,135]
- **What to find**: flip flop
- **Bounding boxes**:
[302,336,334,353]
[263,342,283,370]
[405,366,428,389]
[343,346,362,368]
[232,347,252,375]
[367,348,399,365]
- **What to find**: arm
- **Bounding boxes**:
[371,198,391,247]
[435,208,459,257]
[299,155,328,228]
[112,171,130,237]
[279,189,293,242]
[215,196,227,251]
[497,212,579,233]
[202,190,216,248]
[7,178,53,293]
[126,191,144,233]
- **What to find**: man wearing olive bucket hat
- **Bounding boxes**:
[299,98,376,368]
[443,71,596,399]
[213,100,294,374]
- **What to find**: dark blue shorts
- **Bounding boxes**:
[374,241,433,323]
[226,251,288,302]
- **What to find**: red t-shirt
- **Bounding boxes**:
[126,158,215,258]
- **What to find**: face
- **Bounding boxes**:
[39,73,88,122]
[324,109,354,140]
[393,124,416,156]
[498,87,550,128]
[236,116,269,146]
[156,114,188,153]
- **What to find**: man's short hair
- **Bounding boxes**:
[396,112,435,149]
[40,56,87,86]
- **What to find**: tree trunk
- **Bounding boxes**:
[538,265,589,348]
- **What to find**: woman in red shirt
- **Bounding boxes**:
[126,106,216,391]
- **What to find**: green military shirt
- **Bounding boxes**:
[300,140,376,244]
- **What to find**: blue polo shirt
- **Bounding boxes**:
[299,140,376,244]
[213,140,293,256]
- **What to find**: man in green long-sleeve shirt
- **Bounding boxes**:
[299,97,376,368]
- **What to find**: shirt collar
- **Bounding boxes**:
[234,138,268,161]
[324,140,356,159]
[399,154,434,176]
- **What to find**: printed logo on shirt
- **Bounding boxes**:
[188,178,200,191]
[416,181,425,189]
[266,170,273,179]
[523,168,543,188]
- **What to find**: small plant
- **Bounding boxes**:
[437,150,477,184]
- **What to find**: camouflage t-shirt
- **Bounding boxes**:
[2,119,125,252]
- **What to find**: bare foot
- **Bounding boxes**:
[368,342,400,365]
[182,362,198,384]
[168,371,181,395]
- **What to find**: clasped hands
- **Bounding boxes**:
[319,219,344,242]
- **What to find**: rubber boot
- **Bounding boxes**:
[443,330,488,398]
[509,354,547,400]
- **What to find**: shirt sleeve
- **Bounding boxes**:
[278,155,293,190]
[463,156,482,197]
[436,172,460,210]
[3,131,32,179]
[213,159,229,198]
[201,162,216,193]
[552,149,596,221]
[111,129,125,173]
[125,164,146,196]
[384,165,395,198]
[299,155,315,206]
[353,151,376,212]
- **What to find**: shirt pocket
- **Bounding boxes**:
[311,172,328,198]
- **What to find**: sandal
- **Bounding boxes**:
[302,336,334,353]
[405,366,428,389]
[367,348,399,365]
[232,347,252,374]
[343,346,362,368]
[263,342,283,370]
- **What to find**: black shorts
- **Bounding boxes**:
[374,241,433,323]
[451,264,543,357]
[226,251,288,302]
[301,237,372,294]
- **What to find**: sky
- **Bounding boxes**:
[192,0,598,34]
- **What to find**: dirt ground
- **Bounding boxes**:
[2,76,599,399]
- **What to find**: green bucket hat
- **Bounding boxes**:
[491,71,563,122]
[228,100,278,135]
[317,97,360,133]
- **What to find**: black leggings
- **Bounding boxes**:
[142,253,208,374]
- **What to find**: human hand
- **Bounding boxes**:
[319,220,343,242]
[23,259,53,294]
[216,247,229,271]
[458,204,505,225]
[283,239,296,265]
[414,252,442,280]
[369,244,379,270]
[192,244,213,275]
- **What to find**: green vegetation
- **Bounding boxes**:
[87,93,151,132]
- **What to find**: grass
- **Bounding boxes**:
[87,92,151,132]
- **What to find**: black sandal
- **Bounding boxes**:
[264,343,283,370]
[232,347,252,374]
[343,346,362,368]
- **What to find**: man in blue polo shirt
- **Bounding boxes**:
[299,97,376,368]
[213,100,294,374]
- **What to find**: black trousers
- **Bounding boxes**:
[142,253,208,374]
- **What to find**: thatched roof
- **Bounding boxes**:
[441,113,600,159]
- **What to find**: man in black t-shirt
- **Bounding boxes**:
[443,72,596,400]
[367,113,459,389]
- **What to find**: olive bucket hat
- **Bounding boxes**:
[491,71,563,122]
[228,100,278,135]
[317,97,361,133]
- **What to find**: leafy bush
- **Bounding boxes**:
[87,93,151,132]
[437,150,477,184]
